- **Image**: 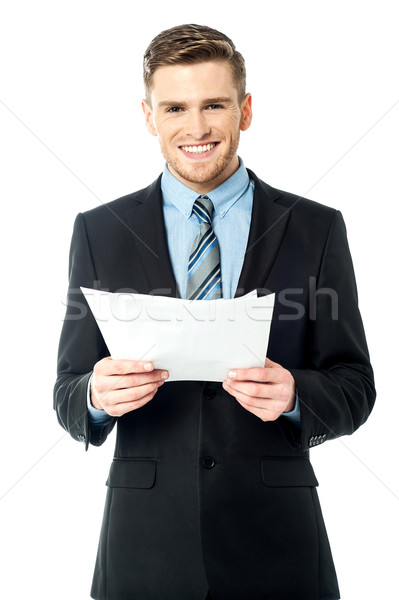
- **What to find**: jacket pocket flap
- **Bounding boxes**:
[261,458,318,487]
[106,458,157,489]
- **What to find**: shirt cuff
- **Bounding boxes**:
[282,390,301,427]
[87,374,113,425]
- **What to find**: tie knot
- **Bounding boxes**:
[192,195,214,225]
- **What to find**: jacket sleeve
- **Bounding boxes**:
[53,213,116,449]
[283,210,376,450]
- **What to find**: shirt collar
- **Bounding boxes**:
[161,158,251,219]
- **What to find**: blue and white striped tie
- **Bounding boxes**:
[186,196,222,300]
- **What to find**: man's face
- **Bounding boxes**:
[142,61,252,193]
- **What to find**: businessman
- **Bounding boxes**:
[54,24,376,600]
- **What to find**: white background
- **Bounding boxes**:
[0,1,398,598]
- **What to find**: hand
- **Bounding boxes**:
[90,357,169,417]
[222,357,295,422]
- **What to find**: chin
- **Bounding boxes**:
[176,158,233,186]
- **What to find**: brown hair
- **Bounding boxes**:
[143,24,246,102]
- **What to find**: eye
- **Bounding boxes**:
[206,104,222,110]
[167,106,183,113]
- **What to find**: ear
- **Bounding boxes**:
[240,93,252,132]
[142,99,157,137]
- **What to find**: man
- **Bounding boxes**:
[54,24,375,600]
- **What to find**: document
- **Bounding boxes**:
[81,288,275,382]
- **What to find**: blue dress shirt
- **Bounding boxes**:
[88,160,301,426]
[161,159,253,299]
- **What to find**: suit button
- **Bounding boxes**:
[203,457,216,469]
[204,386,216,399]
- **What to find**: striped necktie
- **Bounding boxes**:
[186,195,222,300]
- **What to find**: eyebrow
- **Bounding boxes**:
[157,96,233,108]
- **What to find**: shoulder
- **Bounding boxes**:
[80,175,162,224]
[248,168,338,223]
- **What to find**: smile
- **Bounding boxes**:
[180,143,217,154]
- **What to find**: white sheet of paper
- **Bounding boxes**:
[81,288,275,382]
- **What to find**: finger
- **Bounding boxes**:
[226,376,294,404]
[230,384,285,416]
[226,367,273,383]
[97,358,157,376]
[224,378,273,400]
[223,379,288,412]
[227,365,292,387]
[101,370,168,392]
[106,389,159,417]
[226,356,284,382]
[101,379,165,409]
[235,398,281,422]
[223,381,279,411]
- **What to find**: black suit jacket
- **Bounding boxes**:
[54,170,375,600]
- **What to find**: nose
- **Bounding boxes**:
[186,109,211,140]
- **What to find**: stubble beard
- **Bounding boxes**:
[160,134,241,187]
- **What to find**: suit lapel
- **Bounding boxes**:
[235,170,291,297]
[125,176,180,298]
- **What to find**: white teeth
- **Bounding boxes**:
[181,143,216,154]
